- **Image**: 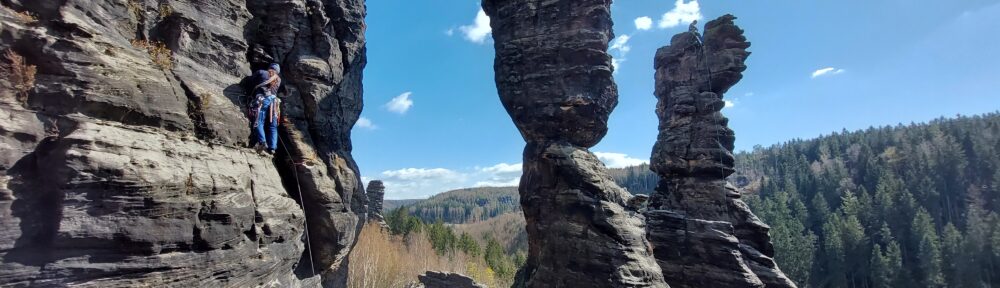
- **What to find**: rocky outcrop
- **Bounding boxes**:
[365,180,385,224]
[645,15,796,288]
[415,271,487,288]
[0,0,366,286]
[483,0,666,287]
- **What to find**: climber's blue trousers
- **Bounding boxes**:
[255,95,278,150]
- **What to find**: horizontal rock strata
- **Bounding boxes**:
[483,0,667,287]
[645,15,797,288]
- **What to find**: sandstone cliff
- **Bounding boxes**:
[483,0,667,287]
[645,15,797,288]
[0,0,366,286]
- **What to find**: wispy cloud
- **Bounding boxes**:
[659,0,702,29]
[609,35,631,72]
[594,152,648,168]
[459,8,492,44]
[371,154,651,199]
[812,67,846,78]
[386,92,413,114]
[356,116,377,130]
[372,162,525,199]
[610,35,631,54]
[474,162,522,187]
[635,16,653,30]
[611,57,625,72]
[378,167,467,199]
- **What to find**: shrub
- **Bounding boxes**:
[3,50,37,105]
[130,39,173,70]
[127,0,143,17]
[348,222,505,288]
[157,3,172,20]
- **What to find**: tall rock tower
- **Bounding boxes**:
[483,0,667,287]
[366,180,386,225]
[645,15,797,288]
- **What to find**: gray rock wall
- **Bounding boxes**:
[483,0,667,287]
[645,15,797,288]
[416,271,487,288]
[0,0,366,286]
[365,180,385,224]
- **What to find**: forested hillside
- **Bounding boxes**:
[739,112,1000,287]
[388,112,1000,288]
[608,164,658,195]
[383,209,525,286]
[399,187,519,224]
[393,169,652,224]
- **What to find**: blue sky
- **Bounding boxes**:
[353,0,1000,199]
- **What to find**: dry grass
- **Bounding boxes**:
[157,3,173,20]
[3,50,37,105]
[130,39,173,70]
[453,212,527,253]
[127,0,143,17]
[348,222,505,288]
[199,93,212,108]
[13,10,36,23]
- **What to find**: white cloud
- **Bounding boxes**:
[385,92,413,114]
[724,100,736,109]
[609,35,631,72]
[474,163,522,187]
[372,162,524,199]
[355,116,377,130]
[475,177,521,187]
[744,92,755,97]
[635,16,653,30]
[611,57,625,72]
[594,152,648,168]
[379,168,467,199]
[658,0,702,29]
[459,8,492,44]
[811,67,846,78]
[445,28,455,36]
[610,35,631,54]
[382,168,462,181]
[478,162,522,174]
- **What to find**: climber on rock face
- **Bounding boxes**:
[251,63,282,155]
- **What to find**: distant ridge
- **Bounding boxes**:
[395,187,519,224]
[383,199,421,211]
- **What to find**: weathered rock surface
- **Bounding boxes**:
[645,15,797,288]
[365,180,385,225]
[0,0,366,286]
[415,271,487,288]
[483,0,666,287]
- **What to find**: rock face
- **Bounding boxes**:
[415,271,487,288]
[645,15,797,288]
[365,180,385,224]
[483,0,667,287]
[0,0,366,287]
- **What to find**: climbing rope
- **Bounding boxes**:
[276,127,318,277]
[694,27,734,220]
